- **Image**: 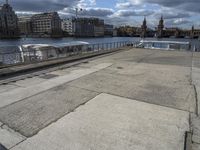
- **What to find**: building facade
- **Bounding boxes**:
[0,0,19,38]
[191,26,200,38]
[31,12,62,37]
[18,16,32,35]
[104,24,114,36]
[61,18,75,36]
[74,18,104,37]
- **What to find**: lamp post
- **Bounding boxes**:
[75,8,83,18]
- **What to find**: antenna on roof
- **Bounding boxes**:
[6,0,8,4]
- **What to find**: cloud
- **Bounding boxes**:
[115,2,136,9]
[1,0,199,28]
[59,7,114,18]
[113,9,154,17]
[165,18,192,26]
[128,0,200,13]
[6,0,80,12]
[79,8,114,17]
[153,11,191,20]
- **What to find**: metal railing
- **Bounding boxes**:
[0,41,135,67]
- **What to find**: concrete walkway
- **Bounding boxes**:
[0,48,199,150]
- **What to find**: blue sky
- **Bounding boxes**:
[1,0,200,29]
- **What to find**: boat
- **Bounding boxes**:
[0,46,23,65]
[136,40,191,51]
[21,41,89,62]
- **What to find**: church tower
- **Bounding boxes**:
[141,17,147,38]
[157,16,164,38]
[190,25,194,38]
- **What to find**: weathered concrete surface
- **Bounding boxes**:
[191,52,200,149]
[0,85,98,137]
[193,52,200,69]
[69,61,195,112]
[139,50,193,67]
[11,94,189,150]
[0,63,112,108]
[0,84,19,94]
[0,124,25,149]
[0,48,197,149]
[191,115,200,144]
[13,77,47,87]
[192,143,200,150]
[192,56,200,115]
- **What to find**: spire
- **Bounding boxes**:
[6,0,8,4]
[161,15,163,20]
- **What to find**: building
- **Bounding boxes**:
[61,18,75,36]
[164,27,180,38]
[140,17,147,38]
[191,26,200,38]
[74,18,104,37]
[116,26,141,37]
[157,16,164,38]
[31,12,62,37]
[18,16,32,35]
[104,24,114,36]
[0,0,19,38]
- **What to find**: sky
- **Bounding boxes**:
[1,0,200,29]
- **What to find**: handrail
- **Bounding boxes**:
[0,41,133,66]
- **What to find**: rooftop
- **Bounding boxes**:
[0,47,200,150]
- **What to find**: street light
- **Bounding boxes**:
[75,8,83,18]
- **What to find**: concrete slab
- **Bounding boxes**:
[139,50,193,67]
[11,93,189,150]
[13,77,47,87]
[0,125,25,149]
[193,53,200,68]
[0,63,112,108]
[0,84,20,94]
[191,115,200,144]
[192,143,200,150]
[192,67,200,115]
[0,85,98,137]
[69,62,196,112]
[192,67,200,86]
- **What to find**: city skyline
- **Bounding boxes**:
[0,0,200,29]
